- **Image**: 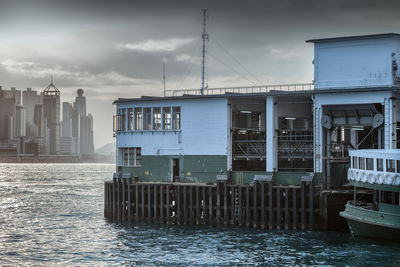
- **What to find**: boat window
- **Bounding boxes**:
[143,108,152,130]
[172,107,181,130]
[153,107,161,130]
[366,158,373,171]
[113,115,122,132]
[352,156,358,169]
[358,157,365,170]
[397,160,400,173]
[134,108,142,130]
[128,108,134,131]
[386,159,395,173]
[377,158,383,171]
[136,148,141,166]
[163,107,171,130]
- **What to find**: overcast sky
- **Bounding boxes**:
[1,0,400,149]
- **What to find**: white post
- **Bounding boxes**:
[384,97,395,149]
[266,96,277,172]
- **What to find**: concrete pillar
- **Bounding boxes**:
[266,96,277,172]
[384,97,396,149]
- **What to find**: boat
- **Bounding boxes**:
[340,149,400,241]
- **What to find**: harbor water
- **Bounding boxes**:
[0,164,399,266]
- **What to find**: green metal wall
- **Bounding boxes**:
[117,155,227,183]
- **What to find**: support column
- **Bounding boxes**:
[384,97,396,149]
[266,96,277,172]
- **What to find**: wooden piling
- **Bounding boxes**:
[153,185,157,222]
[127,181,131,221]
[166,185,170,224]
[238,186,243,226]
[253,182,257,229]
[160,185,163,223]
[202,186,206,224]
[285,187,289,230]
[189,186,193,225]
[309,182,313,230]
[245,185,250,228]
[293,187,297,230]
[269,181,273,230]
[276,186,280,230]
[141,184,145,220]
[223,182,228,225]
[147,184,151,222]
[196,186,200,225]
[301,181,305,230]
[209,187,213,225]
[261,182,265,230]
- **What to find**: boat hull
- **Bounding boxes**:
[340,204,400,241]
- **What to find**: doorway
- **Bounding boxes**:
[172,158,180,182]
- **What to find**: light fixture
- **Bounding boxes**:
[240,110,252,114]
[285,117,296,120]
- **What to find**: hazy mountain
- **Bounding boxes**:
[96,142,115,156]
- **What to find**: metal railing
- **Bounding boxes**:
[165,83,314,96]
[233,140,266,159]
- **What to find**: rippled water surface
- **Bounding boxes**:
[0,164,399,266]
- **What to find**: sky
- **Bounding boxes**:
[1,0,400,149]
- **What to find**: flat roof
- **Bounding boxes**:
[113,86,400,104]
[306,33,400,43]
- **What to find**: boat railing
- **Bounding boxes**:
[165,83,314,96]
[348,149,400,186]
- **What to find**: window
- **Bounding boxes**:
[118,108,126,131]
[153,107,161,130]
[172,107,181,130]
[366,158,373,171]
[135,108,142,130]
[387,159,395,173]
[163,107,171,130]
[352,156,358,169]
[377,158,383,171]
[397,160,400,173]
[113,115,121,132]
[358,157,365,170]
[143,108,151,130]
[120,147,141,166]
[128,108,134,131]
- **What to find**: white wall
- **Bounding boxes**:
[314,37,400,89]
[116,97,228,156]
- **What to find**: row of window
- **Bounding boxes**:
[120,147,141,166]
[352,156,400,173]
[113,106,181,132]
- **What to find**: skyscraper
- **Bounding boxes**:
[72,89,94,156]
[42,80,60,154]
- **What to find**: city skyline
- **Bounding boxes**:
[1,0,400,148]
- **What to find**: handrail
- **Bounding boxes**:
[165,83,314,96]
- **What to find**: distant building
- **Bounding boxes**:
[72,89,94,156]
[23,87,43,136]
[3,87,22,106]
[0,87,16,143]
[42,81,61,154]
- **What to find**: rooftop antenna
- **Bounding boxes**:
[163,62,166,97]
[201,9,209,95]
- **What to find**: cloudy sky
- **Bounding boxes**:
[1,0,400,149]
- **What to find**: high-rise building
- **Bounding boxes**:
[72,89,94,156]
[0,87,16,143]
[42,80,60,154]
[22,88,42,134]
[4,87,22,106]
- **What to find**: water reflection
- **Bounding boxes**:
[0,164,398,265]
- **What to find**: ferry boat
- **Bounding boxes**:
[340,149,400,241]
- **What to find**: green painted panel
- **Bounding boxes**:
[182,155,227,183]
[118,155,227,183]
[350,181,400,193]
[275,172,311,185]
[379,203,400,215]
[232,171,272,184]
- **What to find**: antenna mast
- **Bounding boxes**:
[201,9,209,95]
[163,62,166,97]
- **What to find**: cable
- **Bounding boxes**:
[174,38,202,90]
[210,36,264,85]
[208,51,260,86]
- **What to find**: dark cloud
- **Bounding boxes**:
[0,0,399,148]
